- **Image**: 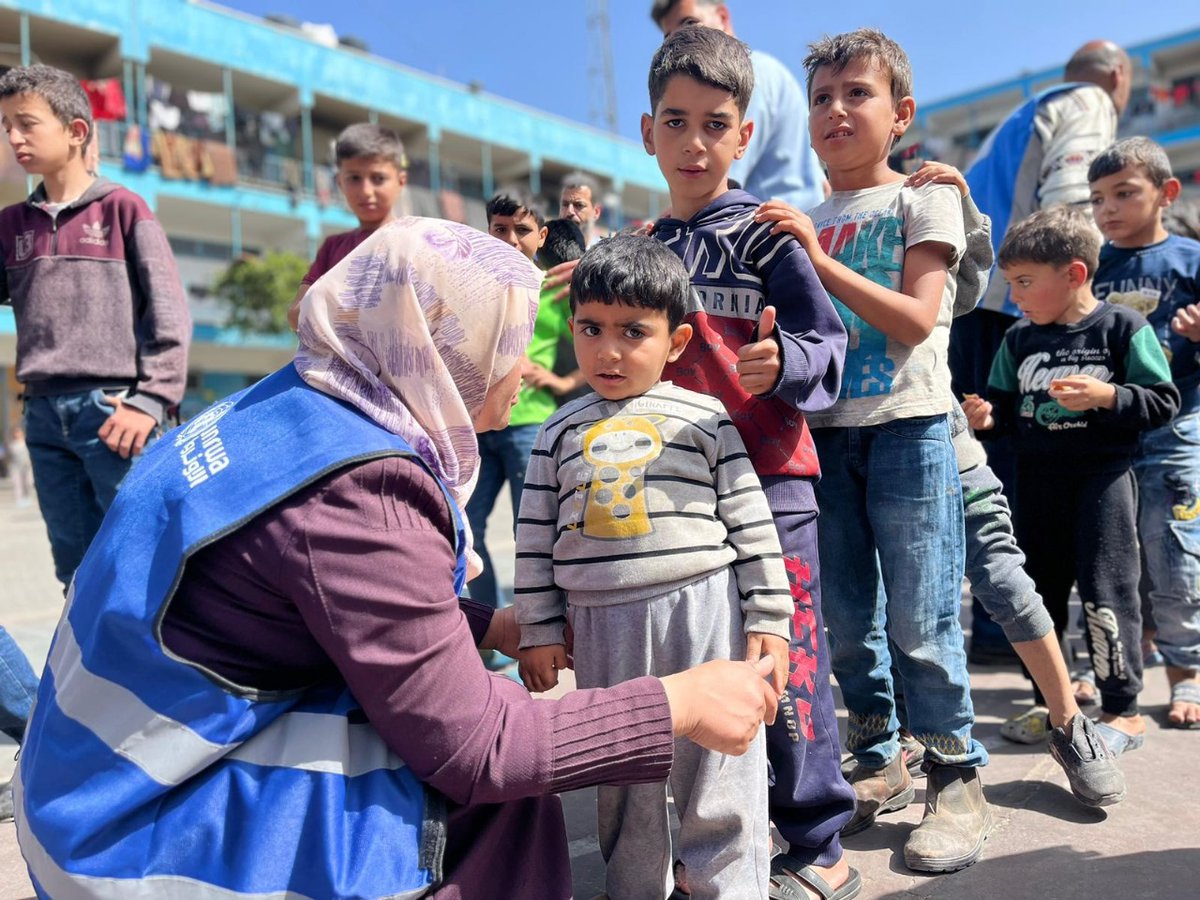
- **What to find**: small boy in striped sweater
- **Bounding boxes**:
[515,233,790,900]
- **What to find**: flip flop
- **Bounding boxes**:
[1091,719,1145,756]
[769,853,862,900]
[1167,680,1200,729]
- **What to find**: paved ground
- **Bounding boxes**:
[0,480,1196,899]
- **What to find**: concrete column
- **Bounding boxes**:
[481,143,494,200]
[222,68,236,149]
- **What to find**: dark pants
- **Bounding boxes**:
[763,501,856,867]
[950,307,1020,652]
[1014,462,1144,717]
[434,794,571,899]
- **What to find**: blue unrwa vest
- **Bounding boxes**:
[15,365,467,899]
[966,83,1086,317]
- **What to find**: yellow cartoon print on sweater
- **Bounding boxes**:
[576,414,665,539]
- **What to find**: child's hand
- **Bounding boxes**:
[1172,304,1200,342]
[1049,375,1117,412]
[98,395,157,459]
[523,363,571,395]
[737,306,782,395]
[904,162,969,198]
[746,632,789,697]
[754,200,820,255]
[961,394,995,431]
[543,259,580,303]
[518,644,568,693]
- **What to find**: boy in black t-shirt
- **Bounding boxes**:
[964,206,1179,756]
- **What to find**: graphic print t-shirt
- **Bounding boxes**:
[1093,234,1200,393]
[805,181,965,428]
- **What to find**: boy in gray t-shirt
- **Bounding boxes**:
[755,28,989,873]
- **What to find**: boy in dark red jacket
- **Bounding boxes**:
[0,65,191,587]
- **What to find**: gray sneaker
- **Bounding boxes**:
[1049,713,1126,807]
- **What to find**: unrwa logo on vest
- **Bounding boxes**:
[175,400,235,489]
[175,401,235,446]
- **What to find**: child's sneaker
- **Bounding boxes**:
[1000,706,1051,744]
[1048,713,1126,807]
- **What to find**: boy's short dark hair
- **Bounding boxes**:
[803,28,913,104]
[486,190,546,228]
[648,25,754,116]
[570,233,690,331]
[0,64,92,147]
[1088,136,1173,187]
[538,218,587,270]
[334,123,407,170]
[998,206,1101,278]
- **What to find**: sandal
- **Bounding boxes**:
[1167,680,1200,729]
[1091,719,1145,756]
[769,853,862,900]
[1000,706,1051,744]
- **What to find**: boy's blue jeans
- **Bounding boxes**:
[1135,409,1200,673]
[813,414,987,770]
[465,423,540,609]
[0,627,39,744]
[23,390,145,588]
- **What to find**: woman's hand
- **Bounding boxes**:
[479,605,522,657]
[661,656,779,755]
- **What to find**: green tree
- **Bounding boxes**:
[213,251,309,335]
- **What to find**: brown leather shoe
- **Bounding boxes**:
[903,764,993,872]
[841,752,915,836]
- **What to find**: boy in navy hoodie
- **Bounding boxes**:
[643,25,858,900]
[0,65,190,588]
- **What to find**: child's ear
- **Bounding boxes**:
[893,96,916,139]
[667,322,694,361]
[537,226,548,250]
[735,119,754,160]
[1161,177,1182,206]
[1066,259,1089,287]
[69,118,90,148]
[397,169,409,187]
[641,113,656,156]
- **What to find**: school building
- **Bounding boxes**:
[0,0,669,432]
[901,26,1200,193]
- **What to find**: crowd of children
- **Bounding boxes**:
[2,6,1199,898]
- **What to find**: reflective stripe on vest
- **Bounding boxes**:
[16,365,467,899]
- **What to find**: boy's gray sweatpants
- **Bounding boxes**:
[572,567,770,900]
[962,462,1055,644]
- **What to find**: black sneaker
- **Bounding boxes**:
[1048,713,1126,807]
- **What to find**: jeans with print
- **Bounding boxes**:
[813,415,987,770]
[23,390,148,588]
[0,627,39,744]
[465,423,541,609]
[1136,409,1200,673]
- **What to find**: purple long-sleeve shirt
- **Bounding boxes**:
[163,455,674,809]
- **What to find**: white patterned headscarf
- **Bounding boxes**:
[295,217,541,520]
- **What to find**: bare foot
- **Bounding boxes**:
[1167,668,1200,727]
[1098,712,1145,737]
[1071,677,1097,706]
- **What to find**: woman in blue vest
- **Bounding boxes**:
[13,218,778,899]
